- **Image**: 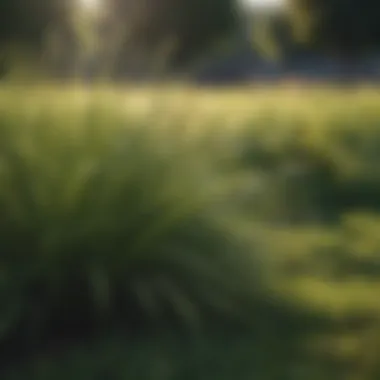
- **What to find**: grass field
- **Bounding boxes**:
[1,84,380,380]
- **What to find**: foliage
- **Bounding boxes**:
[251,12,292,62]
[286,0,380,58]
[0,1,85,80]
[102,0,240,76]
[250,11,314,67]
[1,85,380,379]
[0,0,68,49]
[0,87,264,376]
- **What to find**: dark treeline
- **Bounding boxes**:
[1,0,380,79]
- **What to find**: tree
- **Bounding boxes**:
[0,0,84,79]
[286,0,380,59]
[103,0,241,77]
[0,0,69,50]
[251,12,296,63]
[0,0,73,78]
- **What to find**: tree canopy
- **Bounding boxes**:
[286,0,380,58]
[104,0,241,76]
[0,0,89,79]
[0,0,68,50]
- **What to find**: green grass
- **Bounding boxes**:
[1,84,380,379]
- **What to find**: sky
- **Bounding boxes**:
[244,0,284,8]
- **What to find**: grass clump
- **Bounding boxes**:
[0,91,263,375]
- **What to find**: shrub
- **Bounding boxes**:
[234,103,380,224]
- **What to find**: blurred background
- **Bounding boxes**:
[1,0,380,83]
[1,1,380,380]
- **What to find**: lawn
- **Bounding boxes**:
[1,83,380,380]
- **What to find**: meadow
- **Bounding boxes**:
[1,83,380,380]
